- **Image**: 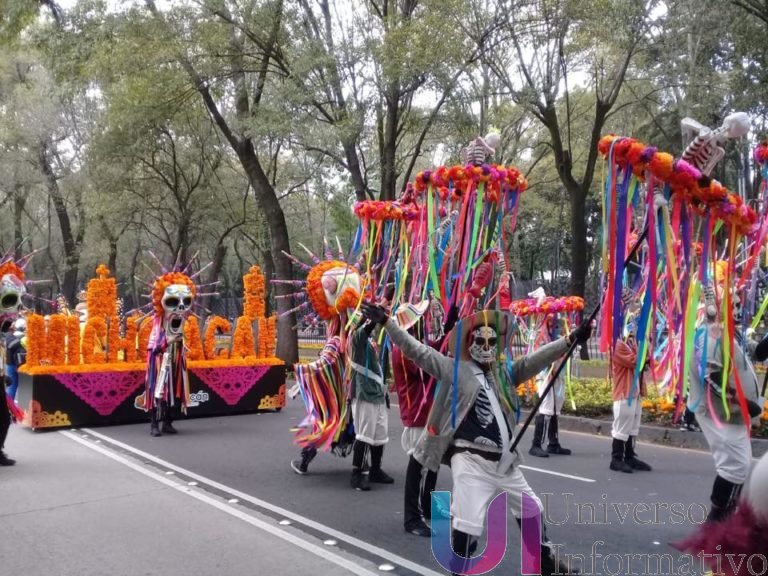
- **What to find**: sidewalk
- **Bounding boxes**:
[0,426,376,576]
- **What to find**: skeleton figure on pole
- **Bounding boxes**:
[461,131,501,167]
[682,112,763,523]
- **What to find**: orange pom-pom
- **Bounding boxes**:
[648,152,674,180]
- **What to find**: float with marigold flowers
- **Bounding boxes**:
[17,262,285,430]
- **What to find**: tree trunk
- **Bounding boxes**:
[342,141,369,202]
[175,218,190,264]
[238,141,298,364]
[569,184,588,299]
[38,141,80,303]
[101,219,119,273]
[261,243,276,317]
[379,90,399,201]
[13,187,24,260]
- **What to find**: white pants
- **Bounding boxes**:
[697,413,752,484]
[536,376,565,416]
[401,427,424,456]
[612,398,642,441]
[450,452,543,537]
[352,400,389,446]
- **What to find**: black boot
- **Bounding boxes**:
[291,446,317,475]
[404,456,430,536]
[0,450,15,466]
[450,530,476,576]
[369,444,394,484]
[351,440,370,491]
[546,415,571,455]
[529,414,550,458]
[541,542,578,575]
[161,401,178,435]
[421,467,438,521]
[625,436,651,471]
[516,516,578,575]
[150,405,162,437]
[609,438,632,473]
[707,475,743,523]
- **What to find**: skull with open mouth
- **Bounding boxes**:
[161,284,194,340]
[0,273,25,333]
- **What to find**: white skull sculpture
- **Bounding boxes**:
[0,273,25,333]
[161,284,194,339]
[320,266,361,311]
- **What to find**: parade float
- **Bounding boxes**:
[17,264,285,430]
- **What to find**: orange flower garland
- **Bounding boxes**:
[266,314,277,357]
[598,134,758,235]
[509,296,585,317]
[82,317,108,364]
[306,260,360,320]
[256,317,268,358]
[232,316,256,358]
[46,315,67,366]
[25,314,45,367]
[66,315,80,364]
[20,356,283,375]
[243,265,266,320]
[204,316,231,359]
[183,318,205,360]
[87,264,117,318]
[110,316,137,363]
[152,272,196,316]
[0,261,25,282]
[107,316,120,363]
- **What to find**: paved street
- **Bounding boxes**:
[3,394,755,576]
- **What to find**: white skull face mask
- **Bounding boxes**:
[732,292,743,324]
[468,325,497,365]
[0,274,25,332]
[162,284,193,338]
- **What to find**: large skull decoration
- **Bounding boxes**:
[306,260,362,321]
[0,273,26,333]
[321,266,361,310]
[161,284,193,339]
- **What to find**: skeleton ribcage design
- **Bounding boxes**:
[462,143,487,167]
[475,387,494,428]
[683,135,719,172]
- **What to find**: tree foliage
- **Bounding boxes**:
[3,0,768,358]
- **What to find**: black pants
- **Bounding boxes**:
[404,455,438,526]
[0,396,10,450]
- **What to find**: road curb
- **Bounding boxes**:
[522,411,768,458]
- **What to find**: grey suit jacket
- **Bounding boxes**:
[383,318,570,472]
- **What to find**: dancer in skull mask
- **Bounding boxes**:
[360,301,590,576]
[136,273,196,437]
[689,284,762,522]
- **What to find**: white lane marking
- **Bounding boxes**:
[60,431,380,576]
[81,428,445,576]
[519,465,596,483]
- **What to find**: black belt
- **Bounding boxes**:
[451,446,502,462]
